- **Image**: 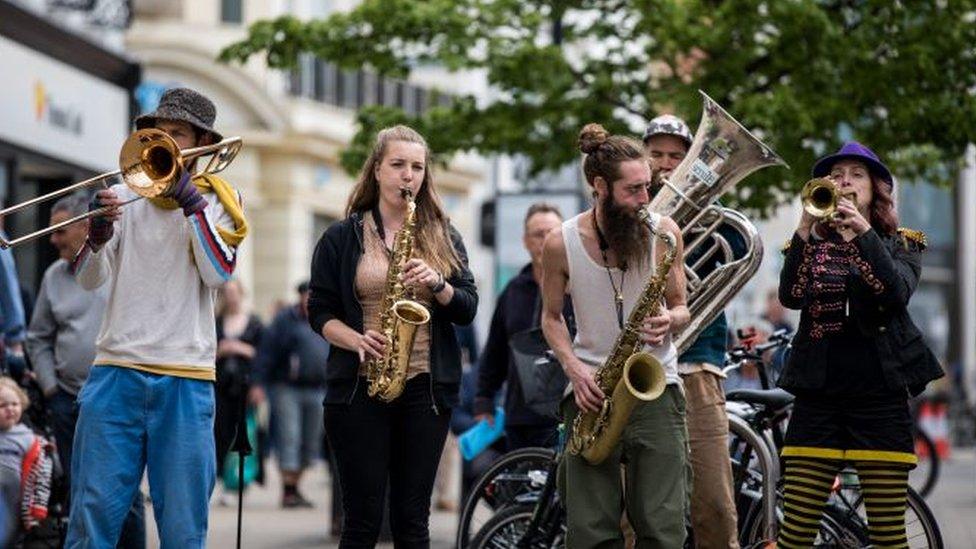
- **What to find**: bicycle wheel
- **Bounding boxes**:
[469,503,566,549]
[457,447,556,548]
[739,490,870,548]
[833,476,944,548]
[911,429,940,498]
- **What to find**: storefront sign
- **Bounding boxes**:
[0,35,129,172]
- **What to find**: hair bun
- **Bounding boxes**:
[578,123,609,155]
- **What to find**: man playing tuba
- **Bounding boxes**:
[541,123,690,548]
[644,114,742,548]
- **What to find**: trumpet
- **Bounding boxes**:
[800,177,857,220]
[0,129,242,249]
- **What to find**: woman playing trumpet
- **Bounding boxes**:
[308,125,478,547]
[774,142,942,548]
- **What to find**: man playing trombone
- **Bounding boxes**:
[66,88,248,548]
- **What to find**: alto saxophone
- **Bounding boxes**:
[365,188,432,402]
[568,209,676,465]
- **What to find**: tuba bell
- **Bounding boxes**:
[648,91,788,353]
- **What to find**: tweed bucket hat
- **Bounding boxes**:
[812,141,892,187]
[135,87,223,142]
[642,114,693,147]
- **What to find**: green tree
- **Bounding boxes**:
[220,0,976,214]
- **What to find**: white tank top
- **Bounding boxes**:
[563,212,680,385]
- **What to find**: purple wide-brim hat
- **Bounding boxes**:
[812,141,892,187]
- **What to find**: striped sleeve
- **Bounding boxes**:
[187,195,239,288]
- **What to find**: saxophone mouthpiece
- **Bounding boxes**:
[399,187,413,200]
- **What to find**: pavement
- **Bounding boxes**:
[140,447,975,548]
[147,456,459,548]
[924,447,976,548]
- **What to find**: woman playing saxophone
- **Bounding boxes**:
[307,125,478,546]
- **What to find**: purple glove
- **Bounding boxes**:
[168,172,208,216]
[88,194,114,249]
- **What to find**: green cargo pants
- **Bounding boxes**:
[558,384,690,549]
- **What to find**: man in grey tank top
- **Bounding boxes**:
[541,123,691,548]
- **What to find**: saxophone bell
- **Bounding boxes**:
[579,352,667,464]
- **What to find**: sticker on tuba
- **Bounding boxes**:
[690,158,719,187]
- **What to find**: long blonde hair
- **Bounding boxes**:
[345,125,462,275]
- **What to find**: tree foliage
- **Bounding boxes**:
[220,0,976,215]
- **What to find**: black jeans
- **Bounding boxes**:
[324,375,450,549]
[48,389,146,548]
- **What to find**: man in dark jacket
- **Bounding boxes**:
[254,281,330,508]
[474,203,569,450]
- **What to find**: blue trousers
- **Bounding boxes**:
[48,389,146,548]
[66,366,216,549]
[271,384,325,472]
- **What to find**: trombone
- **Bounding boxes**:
[0,129,242,249]
[800,177,857,220]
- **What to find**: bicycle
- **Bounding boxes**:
[909,400,941,498]
[456,446,557,548]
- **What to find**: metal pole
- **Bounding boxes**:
[960,144,976,409]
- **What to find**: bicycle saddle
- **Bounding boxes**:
[726,388,795,410]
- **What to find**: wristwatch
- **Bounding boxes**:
[431,273,447,294]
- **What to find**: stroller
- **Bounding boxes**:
[4,354,69,549]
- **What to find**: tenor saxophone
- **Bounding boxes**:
[365,189,431,402]
[568,209,676,465]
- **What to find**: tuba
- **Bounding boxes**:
[568,209,672,465]
[365,189,432,402]
[649,91,788,352]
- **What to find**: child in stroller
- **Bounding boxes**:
[0,374,66,549]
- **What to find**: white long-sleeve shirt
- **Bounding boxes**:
[73,182,240,380]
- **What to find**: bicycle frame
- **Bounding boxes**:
[728,404,780,541]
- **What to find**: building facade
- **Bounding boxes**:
[0,0,139,291]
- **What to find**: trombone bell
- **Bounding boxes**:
[120,129,183,198]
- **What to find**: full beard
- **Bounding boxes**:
[601,193,651,270]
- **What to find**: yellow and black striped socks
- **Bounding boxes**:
[776,457,911,548]
[854,460,911,548]
[777,457,842,548]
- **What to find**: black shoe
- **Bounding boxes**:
[282,491,314,509]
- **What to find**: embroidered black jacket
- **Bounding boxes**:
[778,228,943,396]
